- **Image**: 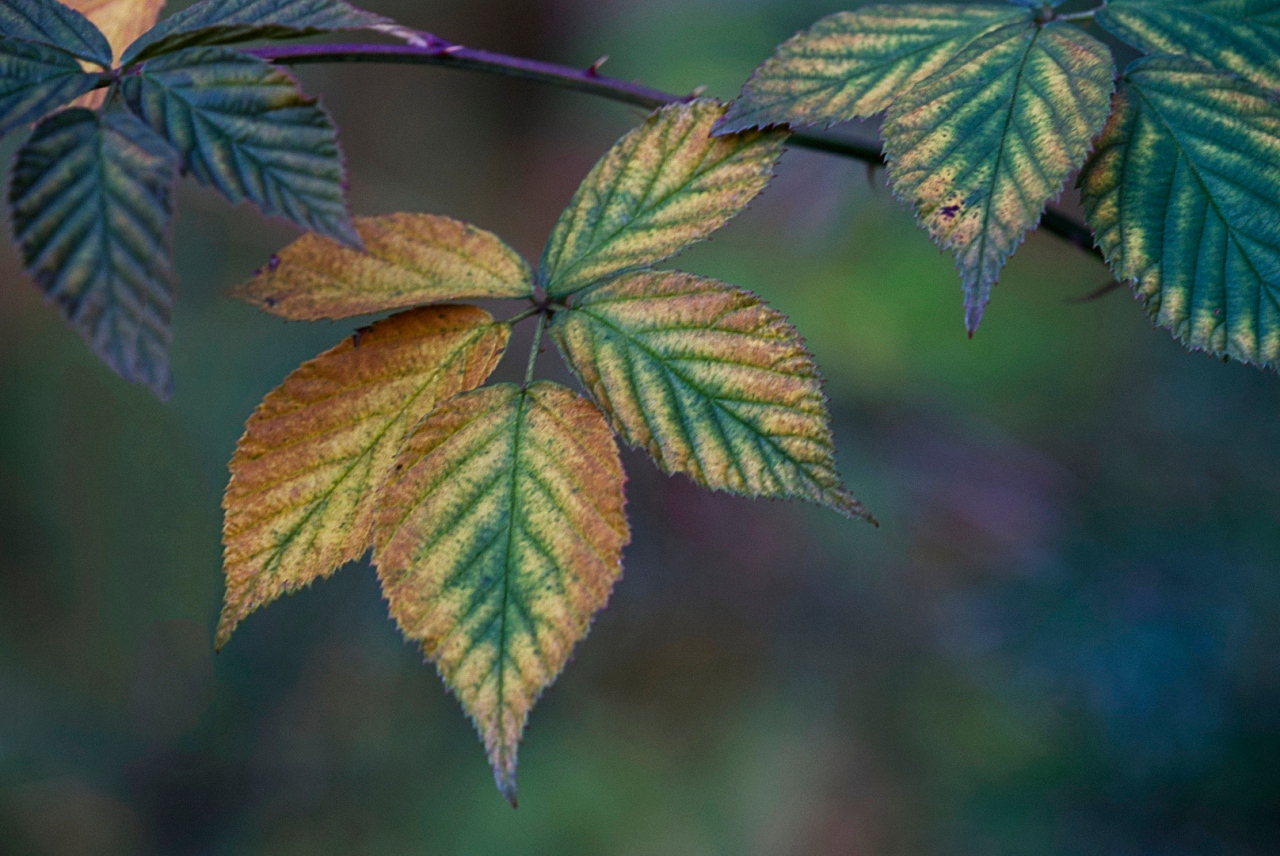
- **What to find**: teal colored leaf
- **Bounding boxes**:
[550,271,870,520]
[881,20,1115,332]
[540,99,786,299]
[1079,56,1280,369]
[121,46,359,247]
[1098,0,1280,94]
[122,0,392,65]
[0,39,104,138]
[9,108,179,396]
[716,4,1030,134]
[0,0,113,67]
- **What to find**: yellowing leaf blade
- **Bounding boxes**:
[550,272,870,520]
[1079,57,1280,368]
[374,381,629,805]
[540,99,786,298]
[882,20,1115,333]
[234,213,534,320]
[716,4,1030,133]
[219,305,510,647]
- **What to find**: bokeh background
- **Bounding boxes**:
[2,1,1279,853]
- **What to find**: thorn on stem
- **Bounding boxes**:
[587,55,609,76]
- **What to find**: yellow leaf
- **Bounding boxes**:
[374,381,629,805]
[64,0,165,107]
[219,304,510,647]
[234,213,534,320]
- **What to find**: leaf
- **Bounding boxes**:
[715,4,1030,134]
[9,107,178,396]
[0,39,105,138]
[65,0,165,64]
[219,305,510,646]
[373,381,628,806]
[233,213,534,320]
[539,99,786,299]
[1098,0,1280,94]
[122,0,392,65]
[121,46,360,247]
[0,0,113,67]
[1078,57,1280,368]
[881,20,1114,333]
[550,271,870,520]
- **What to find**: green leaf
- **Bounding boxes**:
[233,213,534,320]
[0,0,114,67]
[120,46,359,247]
[122,0,392,65]
[0,39,104,138]
[219,305,510,647]
[716,4,1030,133]
[373,381,629,806]
[9,107,178,397]
[550,271,870,520]
[1079,56,1280,368]
[1098,0,1280,94]
[539,99,786,299]
[881,20,1114,333]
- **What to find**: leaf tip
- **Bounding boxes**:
[494,760,518,808]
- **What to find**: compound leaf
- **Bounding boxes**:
[234,213,534,320]
[0,0,113,67]
[0,39,104,138]
[219,305,510,646]
[9,107,178,396]
[65,0,165,65]
[540,99,786,299]
[1098,0,1280,94]
[1079,56,1280,368]
[121,46,359,247]
[123,0,392,65]
[882,19,1114,333]
[716,4,1030,133]
[374,381,628,806]
[551,271,870,520]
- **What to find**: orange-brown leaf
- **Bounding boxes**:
[219,304,509,647]
[233,213,534,320]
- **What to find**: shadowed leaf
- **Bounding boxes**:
[1098,0,1280,94]
[9,107,177,396]
[374,381,629,806]
[219,305,510,647]
[1079,57,1280,369]
[716,4,1029,133]
[540,99,786,298]
[0,40,104,138]
[0,0,113,66]
[234,213,534,320]
[551,272,870,520]
[122,46,359,247]
[882,20,1114,333]
[123,0,392,65]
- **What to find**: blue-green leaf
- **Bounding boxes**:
[0,0,113,67]
[9,108,179,396]
[1079,56,1280,369]
[122,0,392,65]
[121,46,359,247]
[1098,0,1280,94]
[0,39,104,138]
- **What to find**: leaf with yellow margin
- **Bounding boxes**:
[539,98,786,298]
[881,19,1114,333]
[234,213,534,320]
[373,381,629,806]
[219,304,509,647]
[551,271,871,521]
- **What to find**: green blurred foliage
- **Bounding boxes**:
[0,1,1277,854]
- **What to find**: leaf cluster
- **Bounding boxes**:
[719,0,1280,367]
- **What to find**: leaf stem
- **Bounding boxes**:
[523,311,547,388]
[507,304,542,326]
[1055,7,1104,22]
[244,35,1100,262]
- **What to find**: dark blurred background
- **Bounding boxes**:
[2,1,1279,853]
